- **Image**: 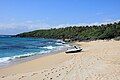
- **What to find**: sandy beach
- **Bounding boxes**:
[0,40,120,80]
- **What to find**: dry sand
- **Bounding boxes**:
[0,40,120,80]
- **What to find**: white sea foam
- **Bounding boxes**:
[0,50,51,63]
[12,53,37,59]
[0,53,36,63]
[13,50,51,59]
[56,40,62,42]
[43,46,56,50]
[65,44,71,47]
[56,40,65,44]
[0,57,11,63]
[55,42,63,45]
[0,41,69,64]
[40,50,51,54]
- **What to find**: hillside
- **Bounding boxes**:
[15,21,120,41]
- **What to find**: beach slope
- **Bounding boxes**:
[0,40,120,80]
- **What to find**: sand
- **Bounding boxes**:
[0,40,120,80]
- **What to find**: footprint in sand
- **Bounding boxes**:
[97,58,99,60]
[45,74,47,76]
[59,69,61,71]
[50,77,53,80]
[48,73,50,75]
[31,73,38,76]
[43,78,46,80]
[62,67,64,70]
[85,77,89,80]
[51,68,55,71]
[55,70,57,72]
[1,75,6,78]
[51,71,54,73]
[18,76,26,80]
[66,71,69,73]
[44,70,48,72]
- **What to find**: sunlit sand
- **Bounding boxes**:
[0,40,120,80]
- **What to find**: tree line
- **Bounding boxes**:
[15,21,120,41]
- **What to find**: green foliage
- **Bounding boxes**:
[15,21,120,41]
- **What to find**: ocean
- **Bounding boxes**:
[0,35,69,66]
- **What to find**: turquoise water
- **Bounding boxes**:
[0,35,67,63]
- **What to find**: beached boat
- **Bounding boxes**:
[65,46,82,53]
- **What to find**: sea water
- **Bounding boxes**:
[0,35,69,65]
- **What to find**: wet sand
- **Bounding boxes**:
[0,40,120,80]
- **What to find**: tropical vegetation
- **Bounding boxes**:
[15,21,120,41]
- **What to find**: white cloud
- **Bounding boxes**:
[0,20,51,30]
[0,19,120,35]
[0,20,51,35]
[53,19,120,28]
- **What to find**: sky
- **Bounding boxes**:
[0,0,120,35]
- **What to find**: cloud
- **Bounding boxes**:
[0,19,120,35]
[53,19,120,28]
[0,21,51,35]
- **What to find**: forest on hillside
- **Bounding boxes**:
[15,21,120,41]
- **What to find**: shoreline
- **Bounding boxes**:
[0,44,71,69]
[0,40,120,80]
[0,48,73,77]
